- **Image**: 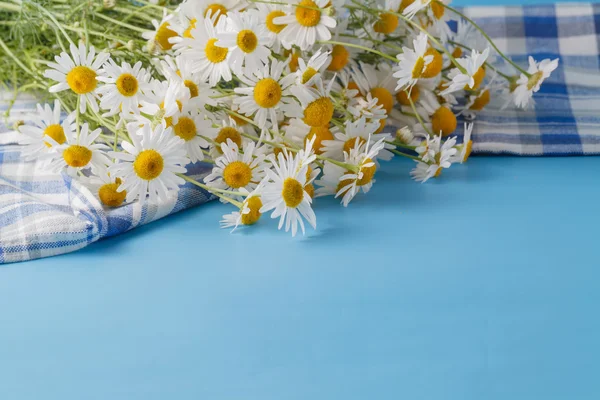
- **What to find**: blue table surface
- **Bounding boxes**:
[1,1,598,399]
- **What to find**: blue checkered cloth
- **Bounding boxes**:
[2,3,600,263]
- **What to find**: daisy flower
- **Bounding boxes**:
[170,109,212,163]
[348,93,388,122]
[159,55,217,108]
[316,135,387,207]
[294,48,331,88]
[321,117,393,161]
[43,43,110,113]
[403,0,432,19]
[81,170,128,208]
[411,134,457,182]
[290,77,334,128]
[220,180,266,231]
[215,10,271,75]
[202,117,251,157]
[204,140,269,197]
[351,62,398,115]
[393,33,434,91]
[47,123,110,177]
[139,79,188,126]
[441,48,490,95]
[512,57,559,109]
[142,10,178,51]
[233,59,300,132]
[284,117,337,155]
[110,123,189,204]
[17,100,76,162]
[185,13,233,87]
[96,60,152,117]
[455,122,474,163]
[260,150,317,237]
[255,2,287,53]
[274,0,337,51]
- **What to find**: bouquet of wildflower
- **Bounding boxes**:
[2,0,558,236]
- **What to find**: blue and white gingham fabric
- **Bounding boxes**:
[1,3,600,263]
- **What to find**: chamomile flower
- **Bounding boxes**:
[220,180,266,231]
[294,49,331,88]
[109,123,189,204]
[142,10,178,51]
[274,0,337,51]
[285,117,337,155]
[17,100,76,162]
[348,92,388,122]
[316,135,387,206]
[411,134,457,182]
[321,117,393,161]
[455,122,473,163]
[441,48,490,95]
[97,60,152,117]
[216,10,270,75]
[291,77,335,128]
[512,57,559,109]
[82,171,128,208]
[139,79,188,126]
[170,109,212,163]
[393,33,434,91]
[47,123,110,177]
[403,0,431,19]
[159,55,217,108]
[260,150,317,237]
[255,2,287,53]
[204,139,269,201]
[188,0,244,23]
[233,59,300,132]
[43,43,110,113]
[351,62,397,115]
[185,13,233,86]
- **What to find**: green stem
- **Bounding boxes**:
[318,40,398,63]
[93,12,148,33]
[178,174,244,208]
[407,93,432,136]
[390,148,420,161]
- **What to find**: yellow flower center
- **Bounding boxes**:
[63,145,92,168]
[343,136,366,154]
[43,124,66,147]
[184,80,199,98]
[205,4,227,19]
[282,177,304,208]
[223,161,252,188]
[399,0,416,12]
[431,106,457,137]
[66,66,97,95]
[452,47,462,59]
[465,66,486,90]
[156,22,177,51]
[116,73,139,97]
[327,45,349,72]
[422,48,443,78]
[305,126,333,155]
[374,118,386,134]
[301,67,318,84]
[133,149,164,180]
[357,157,376,186]
[266,10,287,33]
[373,12,398,34]
[527,71,544,90]
[287,49,300,72]
[183,18,197,39]
[215,127,242,152]
[98,178,126,207]
[303,97,334,127]
[462,140,473,163]
[254,78,282,108]
[412,57,425,80]
[295,0,321,27]
[174,117,197,141]
[370,87,394,114]
[470,89,490,111]
[434,166,443,178]
[304,183,315,198]
[241,196,262,225]
[237,29,258,53]
[205,38,229,63]
[431,0,445,19]
[396,85,420,105]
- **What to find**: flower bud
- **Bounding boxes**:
[396,126,414,144]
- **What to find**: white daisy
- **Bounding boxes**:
[455,122,474,163]
[220,180,266,231]
[96,60,152,117]
[321,117,393,161]
[290,77,334,128]
[411,134,457,182]
[47,123,110,177]
[204,139,269,197]
[81,170,128,208]
[254,2,287,53]
[142,10,178,52]
[170,109,212,163]
[393,33,433,91]
[274,0,337,51]
[202,117,251,157]
[512,57,559,109]
[43,43,110,113]
[284,117,338,155]
[441,48,490,95]
[109,122,189,204]
[233,59,300,132]
[139,79,188,125]
[316,134,387,206]
[184,13,233,86]
[403,0,432,20]
[294,48,331,88]
[216,10,271,75]
[348,92,388,122]
[351,62,398,115]
[260,150,317,237]
[17,100,76,162]
[159,55,217,109]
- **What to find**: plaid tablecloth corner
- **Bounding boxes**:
[2,2,600,263]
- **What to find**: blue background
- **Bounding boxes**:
[1,1,599,399]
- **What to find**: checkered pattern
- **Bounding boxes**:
[1,3,600,263]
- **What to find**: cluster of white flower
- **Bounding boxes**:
[19,0,558,236]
